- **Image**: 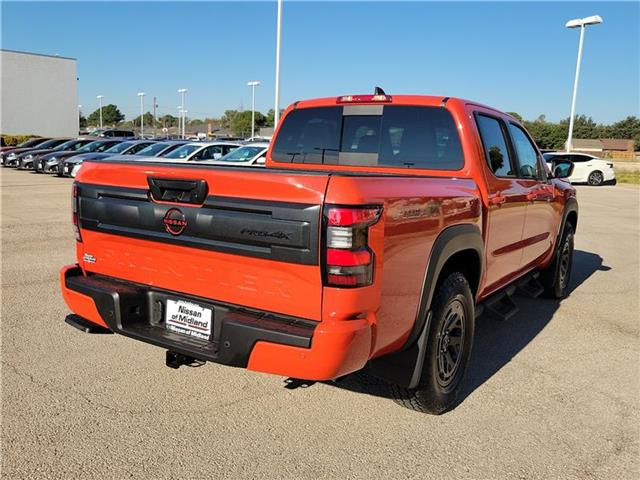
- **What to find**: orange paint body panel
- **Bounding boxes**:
[60,265,107,328]
[75,161,330,320]
[322,176,481,358]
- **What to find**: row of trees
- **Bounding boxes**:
[80,104,639,148]
[508,113,640,150]
[80,104,280,137]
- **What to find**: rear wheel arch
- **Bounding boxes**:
[368,224,483,388]
[558,197,579,242]
[566,209,578,233]
[541,199,578,295]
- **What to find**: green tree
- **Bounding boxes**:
[79,113,87,129]
[132,112,155,128]
[159,114,179,128]
[86,104,124,127]
[524,115,567,150]
[220,110,239,129]
[229,110,267,137]
[560,115,600,140]
[506,111,523,122]
[608,116,640,149]
[265,108,285,127]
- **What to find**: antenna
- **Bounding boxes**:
[374,86,386,95]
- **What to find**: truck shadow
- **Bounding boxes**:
[322,249,610,410]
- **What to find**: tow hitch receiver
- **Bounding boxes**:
[165,350,201,369]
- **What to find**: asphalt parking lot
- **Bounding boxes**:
[1,168,638,479]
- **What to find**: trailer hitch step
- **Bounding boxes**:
[65,314,113,334]
[165,350,203,369]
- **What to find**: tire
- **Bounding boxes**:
[391,272,475,414]
[587,170,604,186]
[541,223,575,299]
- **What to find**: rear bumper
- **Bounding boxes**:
[60,265,372,380]
[603,168,616,181]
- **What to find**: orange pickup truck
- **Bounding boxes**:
[60,91,578,414]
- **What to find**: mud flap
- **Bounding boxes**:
[367,312,432,389]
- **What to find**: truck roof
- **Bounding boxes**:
[289,94,514,120]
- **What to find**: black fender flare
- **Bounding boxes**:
[557,197,579,245]
[368,224,484,388]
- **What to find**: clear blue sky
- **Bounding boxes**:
[2,1,638,123]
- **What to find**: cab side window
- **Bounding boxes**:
[508,123,543,180]
[476,114,514,177]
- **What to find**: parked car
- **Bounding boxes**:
[542,152,615,186]
[88,128,136,139]
[3,138,70,167]
[132,140,189,158]
[0,137,50,157]
[155,141,241,162]
[60,92,578,415]
[17,138,96,170]
[244,136,273,143]
[65,140,182,177]
[38,139,124,174]
[58,140,156,177]
[201,142,268,167]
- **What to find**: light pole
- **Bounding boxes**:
[274,0,283,128]
[565,15,603,152]
[177,106,182,138]
[153,96,158,138]
[96,95,104,128]
[137,92,146,138]
[78,105,82,132]
[247,81,261,138]
[178,88,188,139]
[182,110,188,138]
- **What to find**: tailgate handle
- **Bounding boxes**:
[148,177,208,205]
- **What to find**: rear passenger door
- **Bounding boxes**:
[475,112,529,292]
[507,123,557,268]
[567,154,591,182]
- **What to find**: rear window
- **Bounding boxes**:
[271,105,464,170]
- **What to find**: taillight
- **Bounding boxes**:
[336,94,392,104]
[72,182,82,242]
[323,205,381,288]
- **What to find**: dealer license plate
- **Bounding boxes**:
[165,299,212,340]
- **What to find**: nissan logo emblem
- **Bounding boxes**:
[162,208,187,236]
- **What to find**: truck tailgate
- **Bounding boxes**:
[75,161,330,320]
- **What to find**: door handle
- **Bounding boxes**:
[489,194,507,206]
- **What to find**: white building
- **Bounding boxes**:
[1,49,78,137]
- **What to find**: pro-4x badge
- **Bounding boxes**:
[163,208,187,236]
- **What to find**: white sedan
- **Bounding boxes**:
[159,141,242,162]
[543,152,615,186]
[201,143,269,167]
